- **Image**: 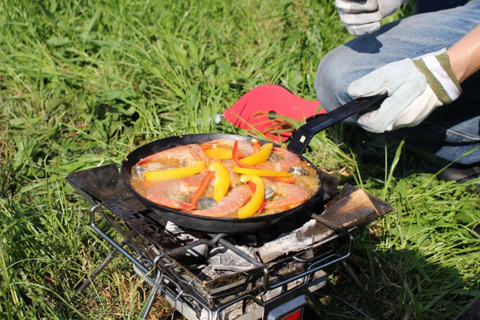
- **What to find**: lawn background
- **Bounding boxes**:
[1,0,479,319]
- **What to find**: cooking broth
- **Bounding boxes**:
[129,139,319,218]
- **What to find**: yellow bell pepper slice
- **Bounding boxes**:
[204,148,233,160]
[144,161,205,182]
[240,143,273,166]
[208,162,231,202]
[233,167,293,177]
[238,175,265,219]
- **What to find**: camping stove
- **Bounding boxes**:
[66,164,392,320]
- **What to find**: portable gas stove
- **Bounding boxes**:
[66,164,392,320]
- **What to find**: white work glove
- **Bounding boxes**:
[348,49,462,133]
[335,0,409,35]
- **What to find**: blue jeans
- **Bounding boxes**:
[314,0,480,165]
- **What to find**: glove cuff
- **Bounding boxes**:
[413,50,462,104]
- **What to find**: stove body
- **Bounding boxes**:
[66,164,392,320]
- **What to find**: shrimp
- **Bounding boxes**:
[146,174,253,218]
[201,139,255,158]
[145,174,207,210]
[256,147,302,172]
[263,179,309,213]
[137,144,210,168]
[191,185,253,218]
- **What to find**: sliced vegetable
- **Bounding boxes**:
[240,143,273,166]
[208,162,231,202]
[268,176,297,183]
[252,139,262,153]
[174,201,193,210]
[190,171,215,208]
[205,148,232,160]
[232,141,254,168]
[200,144,213,150]
[233,167,293,177]
[238,175,265,219]
[144,161,206,182]
[247,181,265,213]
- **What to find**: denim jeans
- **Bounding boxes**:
[417,0,468,14]
[314,0,480,165]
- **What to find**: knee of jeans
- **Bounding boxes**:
[314,48,353,112]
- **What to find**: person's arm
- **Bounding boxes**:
[346,23,480,133]
[448,23,480,83]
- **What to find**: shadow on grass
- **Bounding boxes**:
[333,125,443,181]
[316,225,480,320]
[312,124,480,319]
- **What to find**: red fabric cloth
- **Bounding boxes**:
[224,85,325,142]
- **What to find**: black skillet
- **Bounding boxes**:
[121,94,387,233]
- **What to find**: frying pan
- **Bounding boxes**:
[121,93,387,233]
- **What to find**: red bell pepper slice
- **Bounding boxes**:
[268,176,297,183]
[232,141,254,168]
[200,144,214,150]
[252,139,262,153]
[190,171,215,208]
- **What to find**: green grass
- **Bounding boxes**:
[1,0,479,319]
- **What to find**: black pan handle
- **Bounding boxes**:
[288,94,388,155]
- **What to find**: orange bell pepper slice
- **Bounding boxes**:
[144,161,206,182]
[240,143,273,166]
[238,175,265,219]
[233,167,293,177]
[208,162,231,202]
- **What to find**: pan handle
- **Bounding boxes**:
[288,94,388,155]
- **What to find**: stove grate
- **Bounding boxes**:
[66,164,391,320]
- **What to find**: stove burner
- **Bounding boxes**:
[66,164,392,320]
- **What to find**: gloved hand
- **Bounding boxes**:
[335,0,409,35]
[348,48,462,133]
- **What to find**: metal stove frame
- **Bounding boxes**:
[67,164,388,320]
